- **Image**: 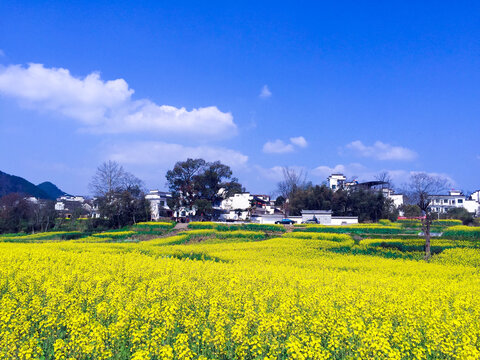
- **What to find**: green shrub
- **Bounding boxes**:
[378,219,394,226]
[432,219,463,227]
[360,238,475,253]
[294,225,405,235]
[187,222,285,232]
[0,231,82,242]
[180,229,266,241]
[283,232,352,242]
[91,230,136,239]
[397,219,422,228]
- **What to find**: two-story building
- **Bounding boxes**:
[428,190,479,215]
[145,190,172,220]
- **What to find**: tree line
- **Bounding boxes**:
[0,158,473,258]
[275,168,398,222]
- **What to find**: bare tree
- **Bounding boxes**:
[121,171,145,192]
[405,172,450,260]
[276,167,307,216]
[89,161,126,197]
[375,171,394,189]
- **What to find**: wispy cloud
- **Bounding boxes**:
[263,136,308,154]
[106,141,248,169]
[0,63,237,139]
[259,84,272,99]
[345,140,417,161]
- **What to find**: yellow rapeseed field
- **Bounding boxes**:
[0,233,480,359]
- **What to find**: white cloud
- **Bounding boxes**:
[312,163,368,180]
[259,85,272,99]
[263,136,308,154]
[0,63,237,138]
[255,165,285,181]
[263,140,295,154]
[345,140,417,161]
[106,141,248,169]
[290,136,308,148]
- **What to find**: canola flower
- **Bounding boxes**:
[295,224,406,235]
[179,229,266,241]
[359,238,477,253]
[0,231,480,359]
[91,230,137,239]
[0,231,81,242]
[443,225,480,240]
[432,219,463,227]
[135,222,176,230]
[283,231,352,242]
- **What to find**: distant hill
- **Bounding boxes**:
[0,171,67,200]
[37,181,69,199]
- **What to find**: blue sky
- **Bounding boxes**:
[0,1,479,195]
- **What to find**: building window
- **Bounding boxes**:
[444,199,449,204]
[458,199,463,204]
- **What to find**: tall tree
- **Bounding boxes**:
[89,161,126,197]
[165,159,242,213]
[165,158,207,210]
[89,161,144,196]
[195,161,243,203]
[405,173,449,260]
[276,167,307,216]
[89,161,148,228]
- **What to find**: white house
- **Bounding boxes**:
[327,174,346,191]
[428,190,478,215]
[327,173,404,208]
[253,210,358,225]
[382,188,404,208]
[471,190,480,203]
[145,190,172,220]
[218,193,280,221]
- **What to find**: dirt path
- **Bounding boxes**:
[174,223,189,231]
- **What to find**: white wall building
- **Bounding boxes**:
[429,190,479,215]
[327,174,346,191]
[470,190,480,204]
[220,192,253,212]
[252,210,358,225]
[301,210,333,224]
[382,188,404,208]
[145,190,172,220]
[219,193,278,221]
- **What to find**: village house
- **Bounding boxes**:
[327,173,404,208]
[429,190,480,216]
[55,195,92,219]
[145,190,173,220]
[218,192,281,221]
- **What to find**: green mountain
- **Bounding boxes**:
[0,171,66,200]
[37,181,69,199]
